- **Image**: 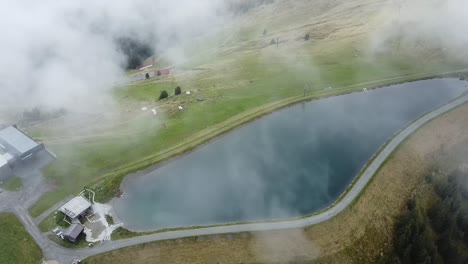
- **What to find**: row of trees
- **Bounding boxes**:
[391,169,468,264]
[159,86,182,100]
[145,70,168,80]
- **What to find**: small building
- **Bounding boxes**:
[59,196,92,220]
[138,64,153,71]
[154,68,172,77]
[63,223,84,242]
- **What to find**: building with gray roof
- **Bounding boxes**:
[0,125,44,161]
[63,223,84,242]
[60,196,92,219]
[0,125,52,179]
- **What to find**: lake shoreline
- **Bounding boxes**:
[111,72,468,193]
[113,77,468,232]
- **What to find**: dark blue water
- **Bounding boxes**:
[113,79,468,231]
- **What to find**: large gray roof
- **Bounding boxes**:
[60,196,92,219]
[0,126,39,155]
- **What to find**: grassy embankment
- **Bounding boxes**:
[29,0,468,218]
[0,213,42,264]
[83,94,468,264]
[0,176,23,191]
[39,211,69,232]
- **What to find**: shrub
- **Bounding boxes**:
[425,174,433,184]
[436,233,464,263]
[461,187,468,200]
[410,230,435,263]
[427,200,450,233]
[406,198,416,211]
[175,86,182,95]
[447,196,461,213]
[55,212,70,228]
[394,208,434,264]
[393,204,436,264]
[105,214,114,225]
[434,180,457,199]
[159,90,169,100]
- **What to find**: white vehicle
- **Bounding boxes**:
[52,227,63,239]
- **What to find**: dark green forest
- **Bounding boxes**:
[391,167,468,264]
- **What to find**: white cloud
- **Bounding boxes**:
[0,0,228,114]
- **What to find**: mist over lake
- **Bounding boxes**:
[113,79,468,231]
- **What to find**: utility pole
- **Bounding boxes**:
[304,84,310,97]
[394,0,403,51]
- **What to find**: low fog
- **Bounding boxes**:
[0,0,231,120]
[370,0,468,60]
[1,0,466,122]
[1,0,468,261]
[113,79,468,232]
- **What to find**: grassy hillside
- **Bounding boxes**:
[0,213,42,264]
[29,0,468,215]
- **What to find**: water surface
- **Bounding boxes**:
[114,79,468,231]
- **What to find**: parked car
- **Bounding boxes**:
[52,227,63,239]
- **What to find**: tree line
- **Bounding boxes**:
[159,86,182,100]
[391,168,468,264]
